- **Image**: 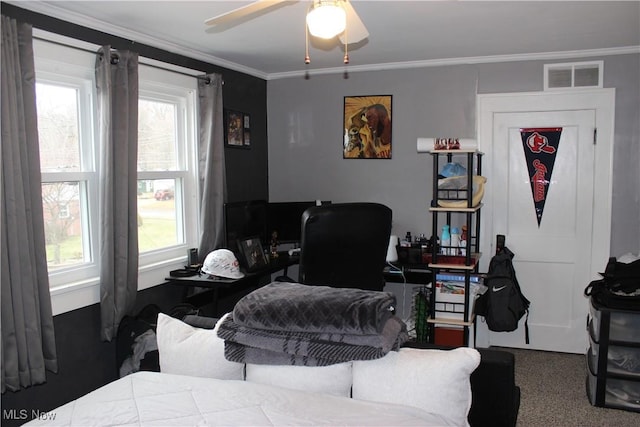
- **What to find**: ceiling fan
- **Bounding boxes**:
[204,1,369,46]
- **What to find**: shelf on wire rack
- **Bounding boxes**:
[429,203,483,213]
[427,253,482,270]
[427,315,476,327]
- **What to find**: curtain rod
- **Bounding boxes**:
[33,35,217,85]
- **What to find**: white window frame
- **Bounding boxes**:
[137,64,200,272]
[35,42,100,292]
[33,31,201,315]
[58,203,70,219]
[544,60,604,91]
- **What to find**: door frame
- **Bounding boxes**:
[475,89,615,349]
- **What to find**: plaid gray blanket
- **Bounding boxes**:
[218,314,408,366]
[232,282,396,334]
[220,282,408,366]
[224,341,335,366]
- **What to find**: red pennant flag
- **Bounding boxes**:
[520,128,562,227]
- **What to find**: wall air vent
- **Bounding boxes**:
[544,61,603,90]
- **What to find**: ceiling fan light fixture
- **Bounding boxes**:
[306,0,346,39]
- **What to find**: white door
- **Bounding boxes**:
[477,90,614,354]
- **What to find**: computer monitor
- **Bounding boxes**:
[223,200,269,253]
[267,202,314,244]
[223,200,331,252]
[267,201,331,244]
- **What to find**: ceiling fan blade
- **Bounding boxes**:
[339,1,369,44]
[204,0,287,26]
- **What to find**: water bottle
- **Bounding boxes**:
[402,231,412,247]
[441,225,450,255]
[459,225,468,256]
[450,227,460,255]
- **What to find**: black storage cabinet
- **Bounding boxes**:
[586,297,640,412]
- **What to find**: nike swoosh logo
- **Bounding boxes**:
[493,286,507,292]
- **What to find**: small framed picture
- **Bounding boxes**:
[238,236,268,272]
[225,109,251,149]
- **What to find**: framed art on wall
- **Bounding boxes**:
[343,95,392,159]
[225,109,251,149]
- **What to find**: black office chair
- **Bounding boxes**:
[298,202,392,291]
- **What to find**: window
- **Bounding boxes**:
[137,65,198,266]
[58,203,71,219]
[137,99,181,253]
[544,61,603,90]
[34,33,200,313]
[36,65,98,287]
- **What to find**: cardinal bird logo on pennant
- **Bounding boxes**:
[520,128,562,227]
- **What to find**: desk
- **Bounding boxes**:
[165,252,298,314]
[383,263,431,284]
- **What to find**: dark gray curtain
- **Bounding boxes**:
[1,15,58,392]
[95,46,139,341]
[197,74,226,259]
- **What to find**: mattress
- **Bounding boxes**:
[24,371,456,426]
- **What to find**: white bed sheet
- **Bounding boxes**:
[24,371,456,426]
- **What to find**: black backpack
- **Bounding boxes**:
[475,246,530,343]
[116,304,162,377]
[584,256,640,310]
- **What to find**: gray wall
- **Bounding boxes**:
[267,54,640,257]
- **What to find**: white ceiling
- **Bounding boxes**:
[8,1,640,80]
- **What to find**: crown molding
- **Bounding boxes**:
[10,1,640,82]
[8,0,270,80]
[266,46,640,80]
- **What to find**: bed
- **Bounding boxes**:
[24,370,455,426]
[25,283,520,426]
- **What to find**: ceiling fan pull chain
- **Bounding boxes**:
[305,22,311,64]
[343,19,349,64]
[304,2,312,64]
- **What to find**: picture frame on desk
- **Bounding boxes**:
[238,236,268,272]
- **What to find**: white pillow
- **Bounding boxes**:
[352,347,480,427]
[156,312,244,380]
[246,362,353,397]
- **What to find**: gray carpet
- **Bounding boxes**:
[502,347,639,426]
